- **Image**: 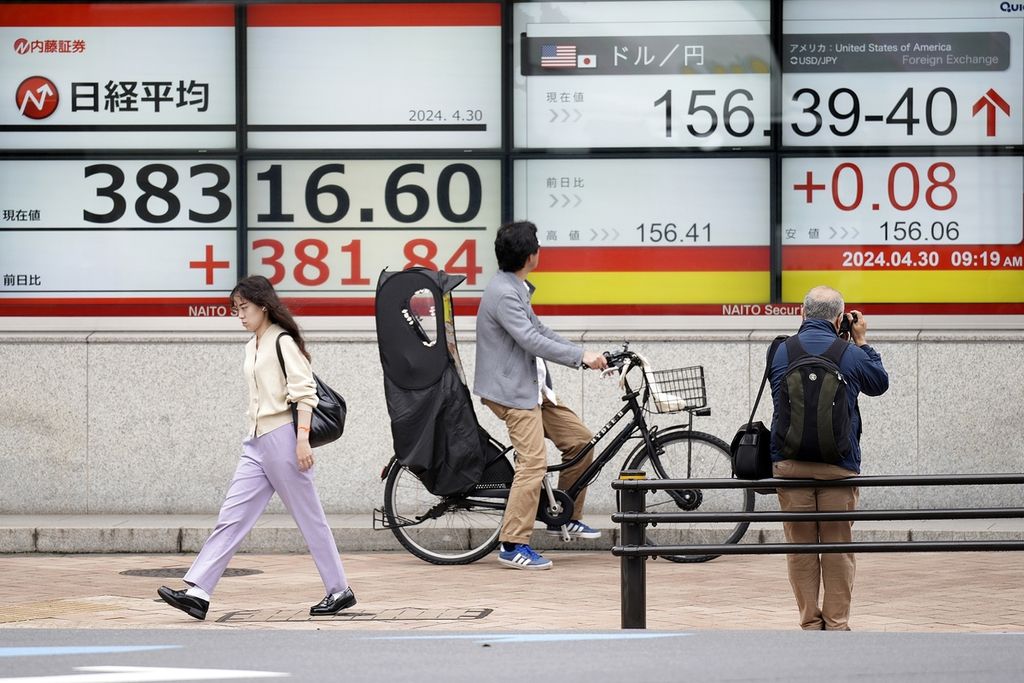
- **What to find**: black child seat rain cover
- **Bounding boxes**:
[375,267,511,496]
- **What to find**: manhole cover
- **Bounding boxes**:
[217,607,493,623]
[120,567,263,578]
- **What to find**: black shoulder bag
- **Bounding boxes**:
[275,333,347,448]
[731,335,786,481]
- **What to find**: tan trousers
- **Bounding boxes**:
[774,459,860,631]
[483,398,593,546]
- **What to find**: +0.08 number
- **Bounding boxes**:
[252,237,483,287]
[83,163,231,224]
[256,162,483,224]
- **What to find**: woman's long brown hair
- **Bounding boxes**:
[229,275,310,361]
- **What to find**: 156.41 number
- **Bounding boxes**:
[252,238,483,287]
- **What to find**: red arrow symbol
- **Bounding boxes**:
[972,88,1011,137]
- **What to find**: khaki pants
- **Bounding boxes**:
[774,459,860,631]
[483,398,593,546]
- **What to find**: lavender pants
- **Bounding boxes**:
[184,423,347,596]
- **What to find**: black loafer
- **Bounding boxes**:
[309,587,357,616]
[157,586,209,621]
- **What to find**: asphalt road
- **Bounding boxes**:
[1,628,1023,682]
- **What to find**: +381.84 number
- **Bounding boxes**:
[252,236,483,288]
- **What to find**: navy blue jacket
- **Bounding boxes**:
[769,318,889,473]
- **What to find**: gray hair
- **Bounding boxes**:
[803,286,844,321]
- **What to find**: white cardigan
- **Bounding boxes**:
[244,324,318,438]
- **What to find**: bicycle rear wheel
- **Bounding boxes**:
[626,430,754,563]
[383,461,505,565]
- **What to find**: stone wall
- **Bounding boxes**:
[1,329,1021,515]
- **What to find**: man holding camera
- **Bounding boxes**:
[769,285,889,631]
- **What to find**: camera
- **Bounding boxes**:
[838,311,859,340]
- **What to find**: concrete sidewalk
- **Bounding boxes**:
[2,547,1023,632]
[3,514,1022,633]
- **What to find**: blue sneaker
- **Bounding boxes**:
[498,543,553,570]
[546,520,602,540]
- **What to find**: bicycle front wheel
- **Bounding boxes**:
[383,462,504,565]
[626,430,754,563]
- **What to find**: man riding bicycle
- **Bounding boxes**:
[474,221,608,570]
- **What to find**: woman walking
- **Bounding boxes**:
[158,275,354,620]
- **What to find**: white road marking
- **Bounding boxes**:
[0,665,289,682]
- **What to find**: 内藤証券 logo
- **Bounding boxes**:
[16,76,59,119]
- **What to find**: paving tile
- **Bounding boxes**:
[1,551,1022,632]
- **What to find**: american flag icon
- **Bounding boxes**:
[541,44,577,68]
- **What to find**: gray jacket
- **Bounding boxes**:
[473,271,584,410]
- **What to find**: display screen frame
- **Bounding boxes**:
[246,2,503,151]
[244,154,504,314]
[0,2,238,151]
[779,149,1024,315]
[511,0,774,151]
[1,0,1022,330]
[780,0,1024,148]
[512,153,773,314]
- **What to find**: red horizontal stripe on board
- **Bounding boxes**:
[248,3,501,27]
[536,246,769,273]
[2,297,1023,317]
[0,296,479,318]
[0,297,232,317]
[783,241,1024,270]
[269,297,486,317]
[0,4,234,27]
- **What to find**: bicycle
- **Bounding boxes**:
[374,344,754,565]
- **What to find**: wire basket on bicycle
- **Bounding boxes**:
[642,365,707,414]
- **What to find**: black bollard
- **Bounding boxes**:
[619,470,646,629]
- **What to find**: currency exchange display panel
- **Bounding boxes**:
[514,157,770,313]
[2,1,1022,323]
[781,0,1023,314]
[0,3,236,150]
[782,0,1023,147]
[513,0,772,149]
[247,3,502,150]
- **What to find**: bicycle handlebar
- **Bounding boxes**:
[602,346,649,394]
[602,343,642,371]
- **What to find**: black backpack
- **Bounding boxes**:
[774,336,852,465]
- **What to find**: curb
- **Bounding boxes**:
[3,517,1022,553]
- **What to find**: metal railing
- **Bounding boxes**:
[611,472,1024,629]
